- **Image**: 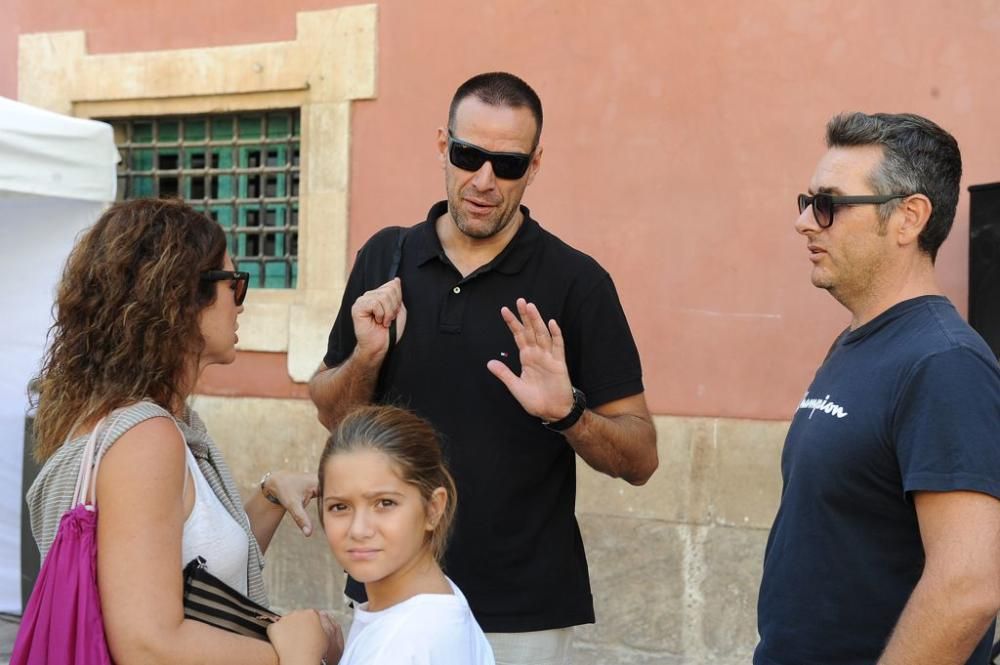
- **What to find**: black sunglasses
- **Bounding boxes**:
[797,192,911,229]
[447,130,533,180]
[201,270,250,306]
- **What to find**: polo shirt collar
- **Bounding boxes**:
[411,200,541,276]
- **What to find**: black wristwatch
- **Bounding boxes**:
[543,387,587,432]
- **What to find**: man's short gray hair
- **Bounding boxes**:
[826,112,962,261]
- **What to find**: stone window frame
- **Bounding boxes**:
[18,5,377,382]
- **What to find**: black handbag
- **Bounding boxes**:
[182,556,280,640]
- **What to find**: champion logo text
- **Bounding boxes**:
[798,392,848,419]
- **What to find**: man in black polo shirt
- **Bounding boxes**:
[755,112,1000,665]
[309,72,657,664]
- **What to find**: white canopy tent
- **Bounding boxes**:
[0,97,118,613]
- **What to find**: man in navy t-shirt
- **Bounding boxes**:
[755,113,1000,665]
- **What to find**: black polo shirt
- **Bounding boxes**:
[323,201,644,632]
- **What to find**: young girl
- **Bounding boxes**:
[268,405,495,664]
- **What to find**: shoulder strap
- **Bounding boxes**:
[386,227,409,354]
[71,417,106,508]
[73,409,127,507]
[74,403,182,507]
[388,226,408,280]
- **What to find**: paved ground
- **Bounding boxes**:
[0,614,19,664]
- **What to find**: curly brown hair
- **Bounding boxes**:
[32,198,227,460]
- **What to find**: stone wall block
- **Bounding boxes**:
[577,514,686,656]
[297,5,377,102]
[700,525,768,660]
[188,395,328,492]
[711,419,786,528]
[18,31,85,112]
[576,416,717,524]
[264,518,346,613]
[238,302,291,352]
[570,642,688,665]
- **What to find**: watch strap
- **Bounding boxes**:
[543,387,587,432]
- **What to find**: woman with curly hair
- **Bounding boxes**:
[25,198,340,664]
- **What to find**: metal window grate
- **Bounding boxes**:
[107,110,301,289]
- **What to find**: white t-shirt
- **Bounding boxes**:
[341,578,495,665]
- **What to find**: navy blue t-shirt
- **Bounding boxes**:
[756,296,1000,665]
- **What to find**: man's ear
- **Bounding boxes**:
[436,128,448,169]
[896,193,933,248]
[526,144,543,186]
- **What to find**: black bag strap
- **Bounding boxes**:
[386,227,408,355]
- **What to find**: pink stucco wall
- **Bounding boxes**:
[5,1,1000,420]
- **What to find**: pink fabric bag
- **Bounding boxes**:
[12,421,114,665]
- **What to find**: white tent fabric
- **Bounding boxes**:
[0,97,118,202]
[0,97,117,614]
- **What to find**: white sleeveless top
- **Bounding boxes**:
[181,445,249,594]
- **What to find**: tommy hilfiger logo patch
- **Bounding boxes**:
[798,392,848,419]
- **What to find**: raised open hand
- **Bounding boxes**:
[486,298,575,422]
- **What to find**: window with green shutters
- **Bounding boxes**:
[108,110,301,289]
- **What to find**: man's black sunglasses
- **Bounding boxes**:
[201,270,250,306]
[797,192,912,229]
[447,130,533,180]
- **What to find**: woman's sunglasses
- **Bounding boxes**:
[447,131,533,180]
[797,192,911,229]
[201,270,250,306]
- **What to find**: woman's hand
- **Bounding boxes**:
[268,610,329,665]
[262,470,320,536]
